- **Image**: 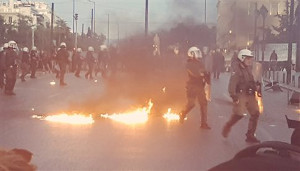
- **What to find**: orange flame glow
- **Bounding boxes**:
[163,108,181,121]
[100,100,153,125]
[256,92,264,114]
[32,113,95,125]
[162,87,166,93]
[50,81,56,86]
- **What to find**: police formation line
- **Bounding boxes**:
[0,41,111,95]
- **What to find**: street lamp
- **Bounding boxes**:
[31,25,36,48]
[88,0,95,34]
[107,14,109,46]
[260,5,268,62]
[74,13,78,49]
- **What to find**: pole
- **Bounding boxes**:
[91,9,94,34]
[94,2,95,34]
[73,0,75,33]
[75,14,78,49]
[50,3,54,55]
[287,0,295,84]
[108,14,110,45]
[82,24,84,36]
[205,0,207,24]
[296,2,300,72]
[262,17,265,62]
[32,26,34,48]
[145,0,148,37]
[254,2,258,60]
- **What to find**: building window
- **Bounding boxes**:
[8,16,12,24]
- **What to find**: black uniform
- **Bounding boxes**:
[85,51,95,79]
[30,50,38,78]
[20,52,30,81]
[180,57,211,129]
[4,48,18,95]
[0,50,5,89]
[73,52,83,77]
[56,47,69,85]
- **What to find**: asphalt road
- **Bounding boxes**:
[0,72,299,170]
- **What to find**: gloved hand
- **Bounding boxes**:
[231,95,239,104]
[256,82,262,97]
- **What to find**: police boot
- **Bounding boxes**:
[245,114,260,143]
[200,106,211,129]
[222,115,243,138]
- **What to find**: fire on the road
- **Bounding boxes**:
[100,100,153,125]
[32,113,95,125]
[163,108,181,121]
[50,81,56,86]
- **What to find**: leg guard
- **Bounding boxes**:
[222,115,243,138]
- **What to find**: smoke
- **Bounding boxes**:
[67,16,216,116]
[167,0,205,25]
[68,33,187,115]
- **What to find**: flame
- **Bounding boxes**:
[50,81,56,86]
[255,92,264,114]
[163,108,181,121]
[32,113,95,125]
[100,100,153,125]
[162,87,166,93]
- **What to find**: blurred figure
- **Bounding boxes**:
[0,148,36,171]
[203,47,213,101]
[179,46,211,129]
[213,49,225,79]
[41,50,51,73]
[20,47,30,82]
[74,48,83,77]
[97,45,109,78]
[222,49,261,143]
[29,46,38,78]
[0,43,8,89]
[4,41,18,95]
[56,42,69,86]
[230,50,239,72]
[269,50,278,71]
[85,46,95,80]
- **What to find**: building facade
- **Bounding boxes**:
[216,0,294,50]
[0,0,53,27]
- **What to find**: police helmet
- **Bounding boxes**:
[60,42,66,48]
[23,47,29,53]
[77,48,82,52]
[8,40,17,49]
[238,49,254,62]
[187,46,202,59]
[88,46,94,52]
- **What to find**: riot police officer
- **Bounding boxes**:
[179,46,211,129]
[85,46,95,80]
[56,42,69,86]
[222,49,261,143]
[74,48,83,77]
[20,47,30,81]
[4,41,18,95]
[29,46,38,78]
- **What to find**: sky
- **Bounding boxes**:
[41,0,218,39]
